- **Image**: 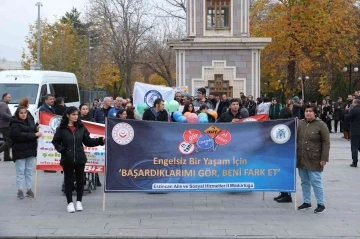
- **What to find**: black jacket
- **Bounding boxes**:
[52,121,104,166]
[80,114,95,122]
[9,117,38,160]
[244,101,256,116]
[333,102,344,121]
[142,108,169,122]
[54,105,67,116]
[217,100,230,117]
[349,105,360,135]
[218,108,249,123]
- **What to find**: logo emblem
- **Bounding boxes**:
[178,141,196,155]
[49,116,62,131]
[215,130,232,145]
[271,124,291,144]
[183,129,201,144]
[144,90,162,107]
[204,125,221,139]
[112,123,135,145]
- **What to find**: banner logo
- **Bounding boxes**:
[271,124,291,144]
[49,115,62,131]
[112,123,135,145]
[144,90,162,107]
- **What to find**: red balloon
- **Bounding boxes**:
[215,130,232,145]
[183,129,201,144]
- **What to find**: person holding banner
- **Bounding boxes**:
[218,99,249,123]
[297,104,330,214]
[52,106,105,213]
[9,106,42,199]
[142,98,168,122]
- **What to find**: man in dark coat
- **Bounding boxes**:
[0,93,13,161]
[39,94,55,114]
[244,95,256,116]
[218,99,249,123]
[54,97,67,116]
[333,97,344,133]
[142,98,168,122]
[349,99,360,167]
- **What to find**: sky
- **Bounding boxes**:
[0,0,88,61]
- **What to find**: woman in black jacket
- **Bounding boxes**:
[52,106,105,213]
[79,103,95,122]
[10,106,42,199]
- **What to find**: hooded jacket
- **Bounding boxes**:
[9,117,38,160]
[297,118,330,172]
[52,120,104,166]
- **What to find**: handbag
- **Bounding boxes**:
[326,114,333,121]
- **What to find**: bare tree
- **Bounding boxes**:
[154,0,186,20]
[139,20,184,86]
[89,0,155,95]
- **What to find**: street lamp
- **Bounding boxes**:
[264,81,269,97]
[343,65,359,94]
[298,76,309,103]
[35,2,43,70]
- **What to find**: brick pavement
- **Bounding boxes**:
[0,133,359,238]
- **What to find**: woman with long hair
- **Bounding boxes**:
[79,103,94,122]
[116,109,128,119]
[18,98,35,124]
[10,106,42,199]
[182,102,195,114]
[125,102,135,120]
[52,106,105,213]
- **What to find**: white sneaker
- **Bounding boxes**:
[67,202,75,213]
[76,201,83,211]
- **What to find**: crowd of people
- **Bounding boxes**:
[1,86,359,214]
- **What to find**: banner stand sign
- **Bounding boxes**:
[103,118,297,211]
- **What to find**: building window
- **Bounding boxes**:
[206,0,230,29]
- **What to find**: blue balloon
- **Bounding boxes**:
[198,117,208,123]
[197,134,214,150]
[177,116,187,123]
[173,111,182,121]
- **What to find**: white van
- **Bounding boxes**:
[0,70,80,122]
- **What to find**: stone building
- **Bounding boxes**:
[167,0,271,98]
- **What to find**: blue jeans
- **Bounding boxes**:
[15,157,35,191]
[298,168,325,206]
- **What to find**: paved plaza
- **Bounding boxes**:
[0,133,359,238]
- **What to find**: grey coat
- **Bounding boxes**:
[0,101,11,128]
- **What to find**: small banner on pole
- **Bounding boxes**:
[36,112,105,172]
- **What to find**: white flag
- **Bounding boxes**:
[133,82,176,108]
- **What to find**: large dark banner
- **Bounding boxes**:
[105,118,296,192]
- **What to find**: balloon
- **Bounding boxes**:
[208,110,218,119]
[184,112,191,118]
[164,101,170,111]
[198,113,208,119]
[187,113,198,123]
[136,102,147,116]
[173,111,182,121]
[168,100,180,113]
[197,134,214,150]
[198,117,208,123]
[177,116,187,123]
